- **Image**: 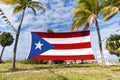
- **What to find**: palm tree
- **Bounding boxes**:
[106,34,120,62]
[71,0,116,65]
[0,32,14,62]
[1,0,45,69]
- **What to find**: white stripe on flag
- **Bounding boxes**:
[40,48,93,56]
[43,35,90,44]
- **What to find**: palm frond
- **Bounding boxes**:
[28,6,36,16]
[104,13,118,21]
[79,0,98,13]
[101,6,118,21]
[99,0,111,9]
[0,0,16,4]
[71,16,88,31]
[78,0,92,11]
[83,23,89,30]
[78,0,85,3]
[78,0,99,14]
[28,2,45,12]
[28,1,42,5]
[13,6,23,15]
[88,0,98,13]
[73,8,91,18]
[111,0,120,6]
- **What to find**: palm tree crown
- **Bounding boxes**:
[71,0,110,31]
[1,0,45,15]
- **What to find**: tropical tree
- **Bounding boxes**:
[47,29,54,33]
[106,34,120,62]
[71,0,117,65]
[0,32,14,62]
[1,0,45,69]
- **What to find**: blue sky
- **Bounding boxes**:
[0,0,120,62]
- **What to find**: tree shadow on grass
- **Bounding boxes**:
[112,69,120,71]
[1,63,98,73]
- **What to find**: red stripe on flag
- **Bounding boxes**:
[53,42,91,49]
[30,55,95,60]
[34,31,90,38]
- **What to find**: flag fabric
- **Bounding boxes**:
[27,31,95,60]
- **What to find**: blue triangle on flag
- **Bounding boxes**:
[28,32,55,59]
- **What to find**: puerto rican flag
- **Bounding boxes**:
[27,31,95,60]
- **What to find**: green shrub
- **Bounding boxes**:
[54,60,64,64]
[22,60,48,64]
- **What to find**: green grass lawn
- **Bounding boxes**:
[0,61,120,80]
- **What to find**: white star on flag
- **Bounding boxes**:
[35,41,44,50]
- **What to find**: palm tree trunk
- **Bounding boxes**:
[47,30,54,65]
[116,54,120,62]
[48,60,53,65]
[11,7,26,69]
[95,19,106,65]
[0,47,5,62]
